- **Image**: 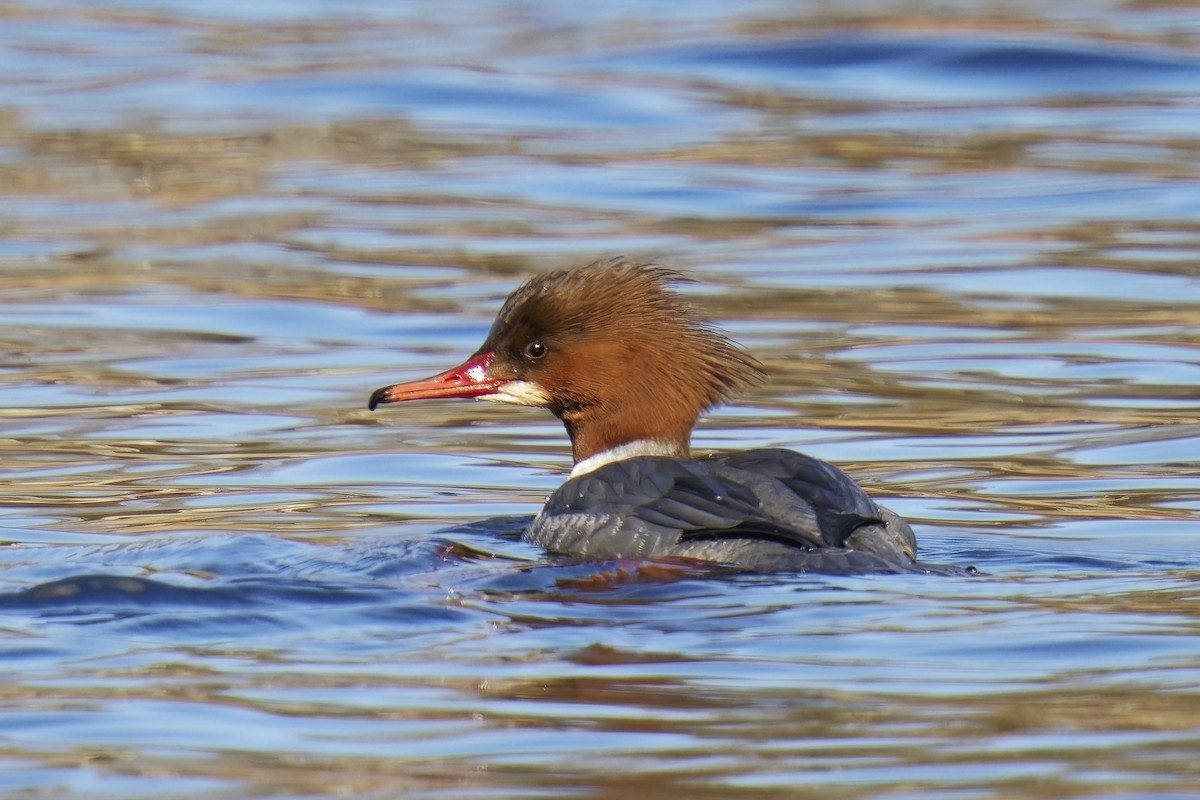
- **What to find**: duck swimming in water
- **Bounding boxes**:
[370,258,935,574]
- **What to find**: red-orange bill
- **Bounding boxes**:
[368,352,503,410]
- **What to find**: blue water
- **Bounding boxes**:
[2,1,1200,797]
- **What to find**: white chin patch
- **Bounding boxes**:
[479,380,549,407]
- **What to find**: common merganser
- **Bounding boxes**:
[369,258,934,574]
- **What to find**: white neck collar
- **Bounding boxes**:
[569,439,685,478]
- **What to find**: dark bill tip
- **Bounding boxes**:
[368,386,390,411]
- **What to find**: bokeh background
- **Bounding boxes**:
[2,1,1200,798]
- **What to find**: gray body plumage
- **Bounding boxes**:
[524,448,933,575]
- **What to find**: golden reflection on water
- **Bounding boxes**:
[4,655,1199,799]
[3,221,1199,531]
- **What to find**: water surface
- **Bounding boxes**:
[2,1,1200,797]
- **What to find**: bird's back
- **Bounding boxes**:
[525,448,923,574]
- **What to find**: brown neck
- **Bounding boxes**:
[560,402,694,464]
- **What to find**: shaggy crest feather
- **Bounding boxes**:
[489,258,765,413]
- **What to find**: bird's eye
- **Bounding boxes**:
[524,341,547,360]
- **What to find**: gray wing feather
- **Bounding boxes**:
[524,449,913,566]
